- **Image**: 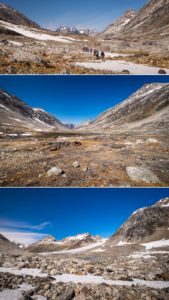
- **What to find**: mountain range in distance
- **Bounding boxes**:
[0,197,169,254]
[0,82,169,135]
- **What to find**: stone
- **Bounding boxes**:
[158,69,166,74]
[126,166,160,183]
[6,66,17,74]
[72,141,82,146]
[146,138,158,144]
[136,139,144,144]
[47,167,63,177]
[74,293,86,300]
[122,70,130,74]
[72,161,80,168]
[56,287,75,300]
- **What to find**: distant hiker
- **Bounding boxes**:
[83,47,89,53]
[95,50,99,61]
[90,48,93,53]
[101,51,105,62]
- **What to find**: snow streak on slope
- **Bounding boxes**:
[0,20,77,43]
[40,240,106,255]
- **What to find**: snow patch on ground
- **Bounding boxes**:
[91,248,105,253]
[8,40,23,46]
[0,284,34,300]
[117,241,132,246]
[75,60,169,74]
[0,267,168,289]
[0,267,47,277]
[21,133,32,136]
[6,134,18,137]
[128,250,169,259]
[142,239,169,250]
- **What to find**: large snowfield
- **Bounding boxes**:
[0,20,77,43]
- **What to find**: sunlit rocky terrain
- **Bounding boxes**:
[0,0,169,74]
[0,197,169,299]
[0,82,169,187]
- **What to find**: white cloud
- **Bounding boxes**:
[0,219,52,245]
[0,218,52,231]
[32,222,51,230]
[0,230,47,246]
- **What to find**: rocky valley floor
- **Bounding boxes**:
[0,131,169,187]
[0,241,169,300]
[1,33,169,75]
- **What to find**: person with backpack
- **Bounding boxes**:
[101,51,105,62]
[95,50,99,61]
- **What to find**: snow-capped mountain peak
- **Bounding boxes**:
[156,197,169,208]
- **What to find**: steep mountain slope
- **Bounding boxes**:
[99,9,136,38]
[83,83,169,133]
[28,233,102,253]
[0,89,67,133]
[110,198,169,244]
[0,233,20,253]
[100,0,169,53]
[122,0,169,39]
[0,3,40,28]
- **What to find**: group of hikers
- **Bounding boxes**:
[93,49,105,62]
[83,47,106,62]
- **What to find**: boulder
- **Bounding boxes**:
[47,167,63,177]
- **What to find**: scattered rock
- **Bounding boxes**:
[158,69,166,74]
[56,287,75,300]
[146,138,158,144]
[136,139,144,144]
[74,293,86,300]
[72,161,80,168]
[6,66,17,74]
[72,141,82,146]
[47,167,63,177]
[50,142,70,151]
[126,166,160,183]
[122,70,130,74]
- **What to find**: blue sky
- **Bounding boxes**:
[2,0,147,30]
[0,75,169,124]
[0,188,168,245]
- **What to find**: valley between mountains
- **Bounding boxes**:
[0,82,169,187]
[0,197,169,299]
[0,0,169,74]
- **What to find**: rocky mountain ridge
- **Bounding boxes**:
[0,233,21,253]
[99,9,137,38]
[100,0,169,53]
[0,2,40,28]
[27,233,102,253]
[83,83,169,133]
[0,89,67,133]
[122,0,169,39]
[110,197,169,244]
